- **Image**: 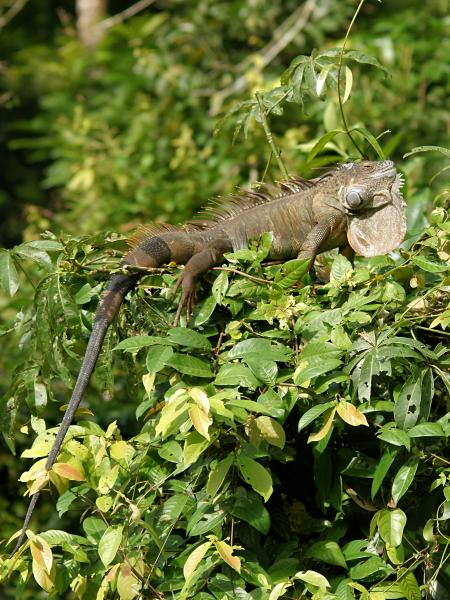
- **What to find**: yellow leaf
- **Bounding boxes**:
[49,470,69,495]
[155,392,188,437]
[308,408,336,443]
[245,417,262,448]
[188,404,212,440]
[21,433,55,458]
[98,464,120,494]
[96,496,113,512]
[29,535,55,592]
[105,563,120,583]
[215,540,241,573]
[19,458,47,482]
[29,471,50,495]
[188,387,210,413]
[29,534,53,572]
[70,574,87,598]
[336,401,369,427]
[343,65,353,103]
[94,437,107,467]
[105,421,118,438]
[142,372,156,397]
[255,416,285,449]
[117,562,142,600]
[110,441,135,462]
[52,462,85,481]
[183,541,212,579]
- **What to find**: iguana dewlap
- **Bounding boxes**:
[12,159,406,552]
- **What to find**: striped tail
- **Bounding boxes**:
[12,273,138,554]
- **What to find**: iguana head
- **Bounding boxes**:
[337,160,406,257]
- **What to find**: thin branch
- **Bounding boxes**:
[337,0,366,158]
[211,0,319,114]
[256,92,289,179]
[212,266,271,286]
[100,0,156,31]
[0,0,29,28]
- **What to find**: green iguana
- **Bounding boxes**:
[12,159,406,552]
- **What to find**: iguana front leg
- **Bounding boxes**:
[297,212,347,270]
[173,237,232,325]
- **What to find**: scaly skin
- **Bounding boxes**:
[12,160,405,553]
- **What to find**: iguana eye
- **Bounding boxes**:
[346,190,362,208]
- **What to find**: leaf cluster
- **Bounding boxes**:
[1,198,449,598]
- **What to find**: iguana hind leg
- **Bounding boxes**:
[173,237,232,325]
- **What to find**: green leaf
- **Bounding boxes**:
[231,487,271,535]
[162,494,187,522]
[183,431,210,466]
[237,455,273,501]
[377,508,407,547]
[14,243,52,270]
[330,254,353,284]
[212,271,229,303]
[56,491,77,518]
[74,283,101,305]
[352,127,385,159]
[371,448,398,499]
[82,517,107,543]
[349,556,393,581]
[0,250,19,297]
[294,570,330,590]
[227,338,292,362]
[377,427,411,451]
[167,327,212,351]
[305,541,347,568]
[411,256,449,273]
[394,374,423,430]
[215,364,261,388]
[246,358,278,385]
[227,398,274,415]
[207,455,234,497]
[392,457,419,503]
[306,129,343,162]
[98,526,123,567]
[403,145,450,158]
[115,335,170,352]
[158,440,183,464]
[274,258,309,288]
[167,353,213,378]
[193,296,217,326]
[187,509,225,537]
[146,345,174,374]
[298,402,334,432]
[396,567,421,600]
[294,358,342,386]
[408,422,445,437]
[344,50,388,72]
[356,350,382,402]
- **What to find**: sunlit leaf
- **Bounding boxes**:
[337,401,369,427]
[308,407,336,443]
[215,540,241,573]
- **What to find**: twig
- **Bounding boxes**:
[337,0,366,158]
[211,0,319,114]
[212,266,271,285]
[100,0,156,31]
[256,92,289,180]
[0,0,29,28]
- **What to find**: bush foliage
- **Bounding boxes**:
[0,1,449,599]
